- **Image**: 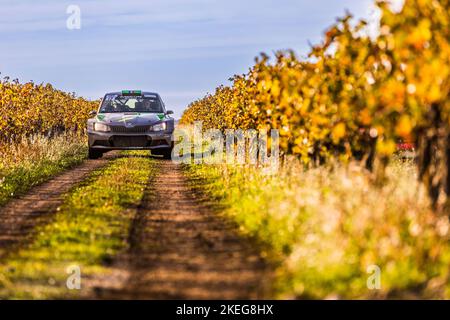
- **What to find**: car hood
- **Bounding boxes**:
[95,112,167,126]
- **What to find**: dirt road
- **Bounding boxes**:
[0,155,270,299]
[91,160,270,299]
[0,152,118,260]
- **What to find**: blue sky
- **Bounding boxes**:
[0,0,378,118]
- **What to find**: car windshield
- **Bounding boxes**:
[99,94,164,113]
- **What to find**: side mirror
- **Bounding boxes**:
[89,110,97,117]
[166,110,174,115]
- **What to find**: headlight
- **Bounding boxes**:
[94,123,110,132]
[151,122,167,131]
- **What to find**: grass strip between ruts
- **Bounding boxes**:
[0,151,155,299]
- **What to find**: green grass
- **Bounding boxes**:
[0,134,88,207]
[0,151,155,299]
[183,159,450,299]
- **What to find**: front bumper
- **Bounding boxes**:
[88,131,173,150]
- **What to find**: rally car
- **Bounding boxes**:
[87,90,174,159]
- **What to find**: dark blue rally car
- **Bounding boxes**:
[87,90,174,159]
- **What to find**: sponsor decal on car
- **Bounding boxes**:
[119,115,140,122]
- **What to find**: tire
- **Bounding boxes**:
[153,148,173,160]
[162,148,173,160]
[88,148,103,159]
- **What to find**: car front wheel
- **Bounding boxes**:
[162,148,172,160]
[88,148,103,159]
[152,147,173,160]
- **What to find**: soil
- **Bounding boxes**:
[90,160,271,299]
[0,154,271,299]
[0,152,118,259]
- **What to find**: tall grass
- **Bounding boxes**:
[184,158,450,299]
[0,133,87,206]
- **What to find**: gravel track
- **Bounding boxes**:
[91,160,270,299]
[0,154,270,299]
[0,152,118,260]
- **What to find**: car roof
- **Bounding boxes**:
[105,91,160,97]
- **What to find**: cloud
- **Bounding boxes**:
[0,0,373,32]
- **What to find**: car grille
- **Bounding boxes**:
[110,125,151,133]
[112,136,149,148]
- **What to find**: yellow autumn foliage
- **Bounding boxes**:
[0,78,98,142]
[181,0,450,207]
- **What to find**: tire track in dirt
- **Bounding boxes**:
[93,160,271,299]
[0,152,118,260]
